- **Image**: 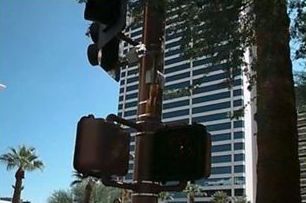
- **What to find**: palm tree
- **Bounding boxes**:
[183,182,206,203]
[158,191,173,203]
[47,189,73,203]
[0,145,44,203]
[121,189,132,203]
[232,195,249,203]
[71,171,97,203]
[211,191,230,203]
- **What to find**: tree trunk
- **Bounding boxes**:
[12,167,24,203]
[255,0,301,202]
[84,182,93,203]
[187,192,194,203]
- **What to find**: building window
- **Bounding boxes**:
[234,142,244,150]
[126,84,138,92]
[165,56,187,66]
[205,189,232,197]
[234,165,245,173]
[124,110,137,117]
[234,189,245,196]
[211,133,231,142]
[125,101,137,109]
[165,40,181,49]
[165,81,190,91]
[119,95,124,102]
[128,68,138,76]
[192,102,231,114]
[192,112,229,123]
[164,118,189,125]
[193,82,228,94]
[165,47,182,57]
[234,131,244,139]
[212,144,231,152]
[193,63,226,76]
[163,99,189,110]
[233,89,243,96]
[163,109,189,119]
[166,72,190,82]
[207,122,232,132]
[166,31,183,41]
[192,91,231,104]
[233,99,243,107]
[234,153,245,162]
[234,177,245,185]
[202,177,232,186]
[131,29,142,37]
[120,87,124,93]
[165,63,190,74]
[212,155,231,163]
[234,79,242,86]
[193,72,227,85]
[127,76,139,84]
[211,166,231,175]
[234,120,244,128]
[126,93,138,100]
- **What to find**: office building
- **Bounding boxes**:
[298,111,306,202]
[117,13,257,203]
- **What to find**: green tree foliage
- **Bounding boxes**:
[49,176,121,203]
[71,172,98,203]
[232,195,249,203]
[289,0,306,60]
[90,184,121,203]
[183,182,206,203]
[47,190,73,203]
[70,183,120,203]
[158,191,173,202]
[0,145,44,203]
[79,0,306,201]
[160,1,303,200]
[211,191,230,203]
[295,70,306,111]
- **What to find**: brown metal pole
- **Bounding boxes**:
[132,0,165,203]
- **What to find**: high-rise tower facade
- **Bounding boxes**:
[117,16,257,202]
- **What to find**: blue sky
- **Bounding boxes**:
[0,1,305,203]
[0,1,119,202]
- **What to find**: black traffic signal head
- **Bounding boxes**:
[87,36,120,81]
[84,0,127,47]
[84,0,127,82]
[149,123,211,182]
[85,0,121,27]
[87,44,100,66]
[73,115,130,177]
[87,22,100,43]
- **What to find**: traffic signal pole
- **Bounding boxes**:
[79,1,209,201]
[132,1,165,203]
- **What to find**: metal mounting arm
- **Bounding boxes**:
[101,176,187,193]
[106,114,142,131]
[101,176,136,190]
[118,32,139,46]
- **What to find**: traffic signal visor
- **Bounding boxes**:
[73,115,131,177]
[150,123,211,182]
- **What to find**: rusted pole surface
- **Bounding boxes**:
[132,0,165,203]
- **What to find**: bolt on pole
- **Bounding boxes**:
[132,0,166,203]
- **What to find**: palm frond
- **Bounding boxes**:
[7,162,16,170]
[70,179,83,187]
[26,160,44,171]
[0,145,44,173]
